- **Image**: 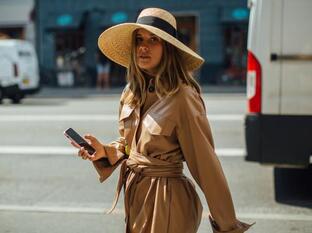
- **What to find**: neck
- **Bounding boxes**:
[142,69,157,78]
[143,72,155,82]
[145,74,155,93]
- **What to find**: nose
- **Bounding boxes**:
[139,46,149,53]
[138,42,149,53]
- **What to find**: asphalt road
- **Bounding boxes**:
[0,89,311,233]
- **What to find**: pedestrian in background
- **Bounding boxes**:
[73,8,254,233]
[96,50,111,89]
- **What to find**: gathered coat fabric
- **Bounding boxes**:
[92,84,254,233]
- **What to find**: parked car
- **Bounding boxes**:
[0,39,40,103]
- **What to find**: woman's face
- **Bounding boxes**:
[135,29,163,75]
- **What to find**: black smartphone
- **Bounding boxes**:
[64,128,96,154]
[64,128,111,167]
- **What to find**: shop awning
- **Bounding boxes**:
[221,7,249,23]
[98,10,137,27]
[45,10,137,30]
[45,12,83,29]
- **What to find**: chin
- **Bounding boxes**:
[139,65,154,71]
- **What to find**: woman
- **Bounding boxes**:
[74,8,254,233]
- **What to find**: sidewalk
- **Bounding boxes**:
[34,85,246,98]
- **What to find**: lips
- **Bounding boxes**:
[138,55,151,64]
[139,55,151,59]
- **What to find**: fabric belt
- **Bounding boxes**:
[108,150,184,215]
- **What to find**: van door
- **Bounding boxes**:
[0,56,14,86]
[279,0,312,115]
[0,46,17,87]
[16,43,39,90]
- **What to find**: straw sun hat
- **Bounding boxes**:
[98,8,204,71]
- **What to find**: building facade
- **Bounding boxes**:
[35,0,249,87]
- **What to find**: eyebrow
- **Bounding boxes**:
[136,32,157,37]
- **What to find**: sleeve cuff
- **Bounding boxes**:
[209,215,255,233]
[92,158,122,183]
[103,144,125,165]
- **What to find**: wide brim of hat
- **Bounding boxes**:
[98,23,205,71]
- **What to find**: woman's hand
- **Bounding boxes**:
[71,134,106,162]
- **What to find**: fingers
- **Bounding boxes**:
[84,134,100,146]
[78,147,93,160]
[84,134,95,141]
[70,141,80,149]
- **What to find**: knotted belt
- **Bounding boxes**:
[108,150,184,216]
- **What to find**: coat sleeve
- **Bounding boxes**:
[92,88,128,182]
[176,88,254,233]
[101,100,127,165]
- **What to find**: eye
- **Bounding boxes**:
[150,37,160,43]
[135,37,143,44]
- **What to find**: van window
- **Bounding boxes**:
[18,51,31,57]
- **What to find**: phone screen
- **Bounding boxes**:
[64,128,96,154]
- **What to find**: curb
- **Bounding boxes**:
[33,85,246,98]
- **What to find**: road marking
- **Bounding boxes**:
[1,205,311,221]
[0,146,245,157]
[0,146,75,155]
[209,114,244,121]
[0,205,121,215]
[0,115,118,121]
[0,114,244,122]
[216,148,245,157]
[235,213,312,221]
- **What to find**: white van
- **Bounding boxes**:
[245,0,312,170]
[0,39,40,103]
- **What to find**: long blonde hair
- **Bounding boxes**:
[126,30,201,106]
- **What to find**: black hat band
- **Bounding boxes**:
[136,16,177,38]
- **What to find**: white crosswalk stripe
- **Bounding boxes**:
[0,114,244,121]
[1,204,311,221]
[0,146,245,157]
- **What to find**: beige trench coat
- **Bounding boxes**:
[92,84,254,233]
